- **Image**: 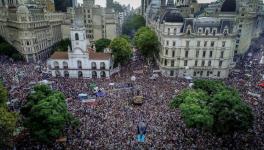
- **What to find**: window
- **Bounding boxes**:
[77,60,82,69]
[165,49,168,55]
[166,41,169,46]
[75,33,79,40]
[100,62,106,69]
[172,50,175,57]
[92,71,97,78]
[185,51,189,57]
[170,70,174,76]
[63,61,68,69]
[196,51,199,57]
[205,30,209,36]
[174,28,177,34]
[186,41,190,47]
[200,71,203,76]
[204,41,207,47]
[193,71,197,76]
[236,40,240,44]
[213,30,216,36]
[78,71,83,78]
[239,24,242,28]
[171,60,174,67]
[209,51,213,57]
[197,41,200,47]
[164,59,167,66]
[208,60,211,66]
[211,41,215,47]
[222,41,226,47]
[173,41,176,47]
[100,71,106,78]
[220,51,224,58]
[54,61,59,69]
[91,62,96,69]
[64,71,69,77]
[219,61,223,67]
[207,71,210,76]
[201,60,205,67]
[168,28,170,35]
[195,60,198,66]
[217,71,221,77]
[184,60,188,66]
[203,51,206,58]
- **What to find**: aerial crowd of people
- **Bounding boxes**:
[0,44,264,149]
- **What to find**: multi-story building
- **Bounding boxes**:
[0,0,64,62]
[74,0,119,44]
[203,0,264,55]
[145,0,264,78]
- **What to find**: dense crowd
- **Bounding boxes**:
[0,45,264,149]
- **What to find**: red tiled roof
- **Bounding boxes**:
[50,52,68,59]
[89,49,111,60]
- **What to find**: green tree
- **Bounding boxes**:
[112,2,124,12]
[170,80,254,134]
[170,89,208,108]
[0,107,17,148]
[0,82,8,107]
[54,39,71,52]
[180,103,213,129]
[211,90,254,134]
[122,14,146,36]
[95,38,111,52]
[110,37,132,66]
[193,80,226,96]
[134,27,160,61]
[21,84,78,144]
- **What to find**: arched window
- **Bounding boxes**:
[78,71,83,78]
[187,25,192,35]
[100,62,105,69]
[64,71,69,77]
[77,60,82,69]
[55,70,61,77]
[100,71,106,78]
[174,28,177,35]
[91,62,96,69]
[75,33,79,40]
[53,61,59,69]
[63,61,68,69]
[92,71,97,78]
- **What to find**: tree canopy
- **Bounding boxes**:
[21,84,78,144]
[122,14,146,36]
[171,80,253,134]
[0,107,17,148]
[110,37,132,66]
[0,82,8,107]
[95,38,111,52]
[54,39,71,52]
[134,27,160,60]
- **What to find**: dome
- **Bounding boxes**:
[221,0,236,12]
[162,9,183,23]
[17,5,29,13]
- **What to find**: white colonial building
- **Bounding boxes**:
[47,19,113,78]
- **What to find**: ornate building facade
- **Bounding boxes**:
[145,0,264,79]
[47,19,113,78]
[0,0,64,62]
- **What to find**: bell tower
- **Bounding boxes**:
[70,17,89,54]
